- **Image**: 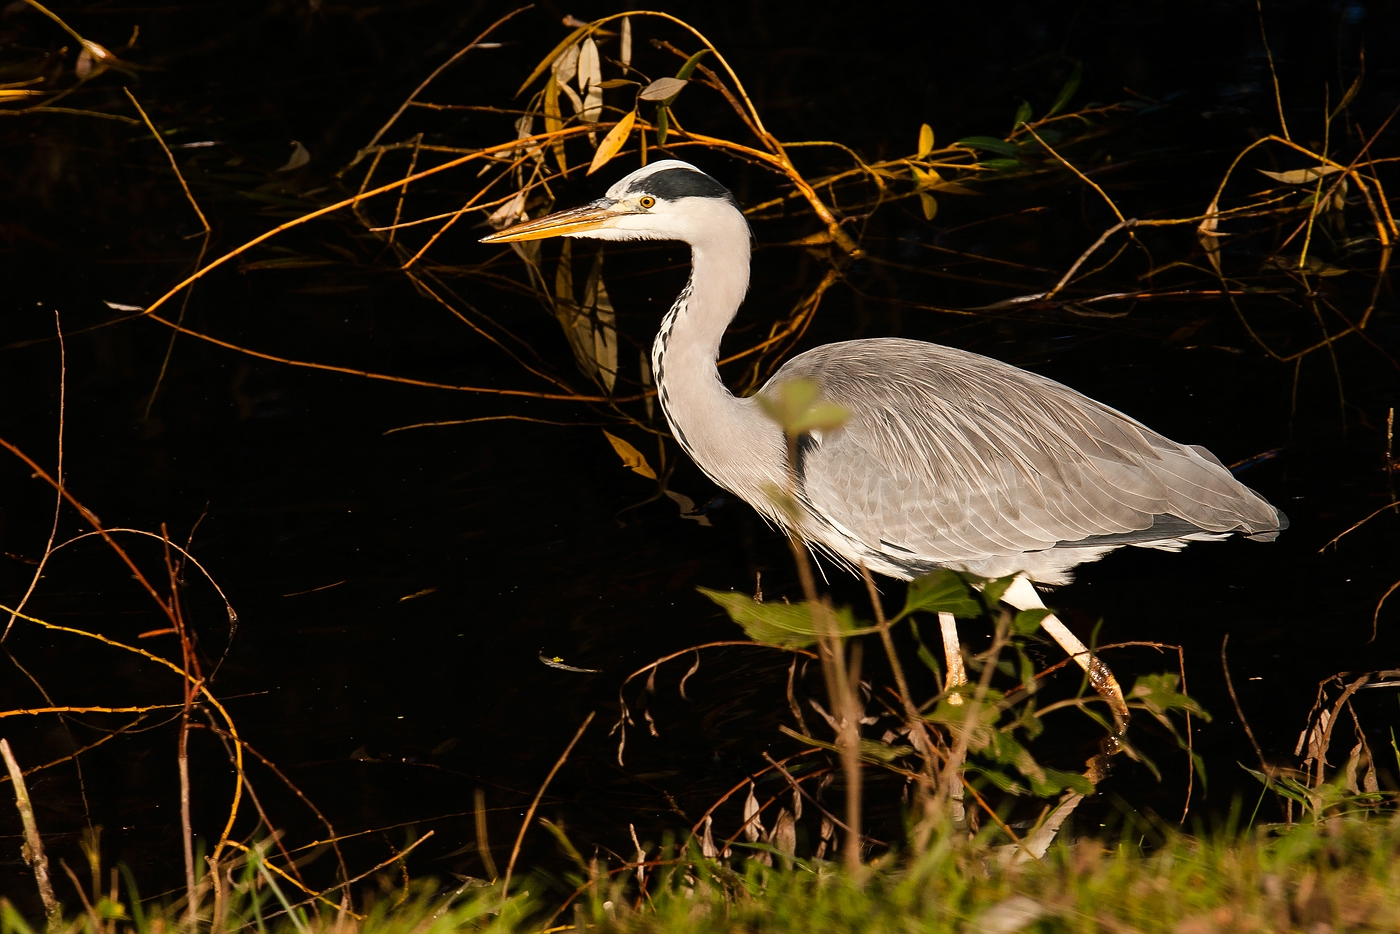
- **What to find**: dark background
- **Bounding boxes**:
[0,0,1397,910]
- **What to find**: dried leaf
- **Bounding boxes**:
[602,431,657,480]
[770,808,796,861]
[588,109,636,176]
[578,38,602,123]
[520,24,590,95]
[559,80,584,116]
[741,783,764,842]
[620,17,632,68]
[699,815,718,859]
[1200,231,1223,276]
[553,43,580,85]
[1258,165,1344,185]
[75,47,95,80]
[917,123,934,158]
[639,77,688,101]
[639,349,654,419]
[665,489,713,526]
[487,190,527,229]
[75,41,114,80]
[582,251,618,390]
[278,140,311,172]
[544,77,567,172]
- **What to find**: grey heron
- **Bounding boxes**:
[483,160,1288,719]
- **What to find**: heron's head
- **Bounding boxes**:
[481,160,747,246]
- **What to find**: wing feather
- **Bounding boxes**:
[768,338,1285,566]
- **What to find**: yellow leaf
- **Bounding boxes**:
[544,77,567,172]
[920,193,938,220]
[602,431,656,479]
[917,123,934,158]
[588,109,636,176]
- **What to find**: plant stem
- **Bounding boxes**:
[1,738,62,933]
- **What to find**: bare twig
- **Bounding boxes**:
[1221,634,1267,774]
[123,88,210,232]
[1,738,62,932]
[501,711,595,902]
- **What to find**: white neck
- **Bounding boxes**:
[649,203,783,501]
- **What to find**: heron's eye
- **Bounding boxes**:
[638,195,656,209]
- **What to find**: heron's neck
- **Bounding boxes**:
[651,226,779,495]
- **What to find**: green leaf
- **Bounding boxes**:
[1012,608,1051,637]
[908,618,943,679]
[1036,767,1094,797]
[656,105,670,146]
[1128,672,1211,725]
[980,574,1019,610]
[757,378,849,438]
[861,739,915,762]
[777,726,913,764]
[978,158,1023,172]
[700,588,858,648]
[674,48,711,82]
[899,569,980,619]
[1045,63,1082,118]
[1012,99,1032,129]
[965,766,1027,796]
[956,136,1020,156]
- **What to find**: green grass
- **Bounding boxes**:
[6,813,1400,934]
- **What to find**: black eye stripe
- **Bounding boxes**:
[627,167,734,202]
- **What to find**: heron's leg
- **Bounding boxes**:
[1001,577,1129,723]
[938,611,968,705]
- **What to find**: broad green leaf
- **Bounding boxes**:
[1127,672,1210,724]
[899,569,980,619]
[1036,767,1094,797]
[1012,608,1051,637]
[916,123,934,158]
[757,378,849,437]
[1012,99,1032,129]
[639,77,688,101]
[1045,63,1082,118]
[700,588,858,648]
[602,431,656,479]
[980,574,1019,609]
[964,766,1028,796]
[956,136,1020,156]
[587,109,636,175]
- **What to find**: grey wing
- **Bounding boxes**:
[767,338,1287,567]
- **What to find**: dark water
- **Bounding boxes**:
[1,0,1398,908]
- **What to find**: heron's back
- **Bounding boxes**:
[764,338,1286,583]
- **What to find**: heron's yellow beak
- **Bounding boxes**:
[480,201,631,243]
